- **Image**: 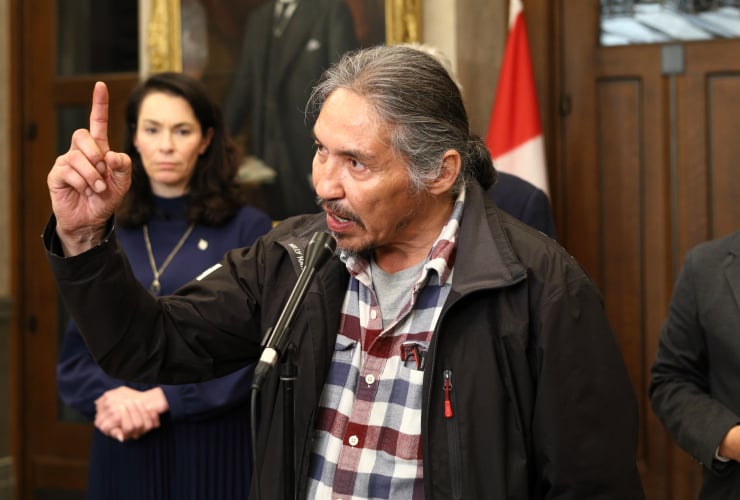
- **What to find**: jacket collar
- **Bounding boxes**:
[273,214,330,273]
[450,182,527,296]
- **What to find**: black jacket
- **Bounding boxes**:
[45,183,644,499]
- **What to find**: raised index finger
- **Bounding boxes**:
[89,81,110,154]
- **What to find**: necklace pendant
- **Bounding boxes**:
[143,223,195,297]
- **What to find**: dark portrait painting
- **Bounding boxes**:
[183,0,386,102]
[175,0,387,218]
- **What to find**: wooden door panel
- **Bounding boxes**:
[706,75,740,238]
[593,64,679,500]
[596,78,647,423]
[16,0,138,497]
[21,78,136,497]
[557,1,740,498]
[678,41,740,248]
[560,16,675,495]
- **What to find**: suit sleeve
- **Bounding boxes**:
[649,249,739,470]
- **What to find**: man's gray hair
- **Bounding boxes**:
[306,45,495,195]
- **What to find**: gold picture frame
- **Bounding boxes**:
[385,0,422,45]
[143,0,422,75]
[145,0,183,74]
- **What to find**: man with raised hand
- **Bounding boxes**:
[45,46,644,499]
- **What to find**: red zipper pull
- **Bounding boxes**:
[443,369,453,418]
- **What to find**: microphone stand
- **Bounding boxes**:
[251,232,335,391]
[281,346,297,500]
[250,231,336,500]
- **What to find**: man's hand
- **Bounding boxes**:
[94,386,169,442]
[718,425,740,462]
[47,81,132,256]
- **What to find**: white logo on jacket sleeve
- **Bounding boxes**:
[196,263,222,281]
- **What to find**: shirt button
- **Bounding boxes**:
[365,374,375,385]
[370,308,378,319]
[348,435,359,446]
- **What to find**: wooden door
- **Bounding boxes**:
[557,1,740,498]
[14,1,138,497]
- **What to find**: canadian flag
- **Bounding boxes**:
[485,0,549,196]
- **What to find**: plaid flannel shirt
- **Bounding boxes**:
[305,191,465,499]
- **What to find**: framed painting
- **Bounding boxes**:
[141,0,422,77]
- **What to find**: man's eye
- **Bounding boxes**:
[348,158,366,170]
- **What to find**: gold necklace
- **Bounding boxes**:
[143,223,195,295]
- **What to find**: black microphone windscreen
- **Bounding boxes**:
[304,231,336,271]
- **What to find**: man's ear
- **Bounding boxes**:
[429,149,462,195]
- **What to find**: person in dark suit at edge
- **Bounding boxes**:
[650,230,740,499]
[223,0,359,220]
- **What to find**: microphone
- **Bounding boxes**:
[251,231,336,390]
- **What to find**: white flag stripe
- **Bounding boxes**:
[492,135,549,195]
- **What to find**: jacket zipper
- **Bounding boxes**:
[443,368,463,498]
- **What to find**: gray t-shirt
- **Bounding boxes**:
[370,258,426,330]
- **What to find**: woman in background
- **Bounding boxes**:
[57,72,272,499]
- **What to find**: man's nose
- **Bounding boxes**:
[313,155,345,200]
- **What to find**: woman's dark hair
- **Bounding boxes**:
[116,72,244,227]
[306,45,495,196]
